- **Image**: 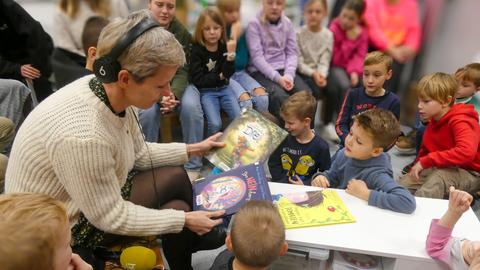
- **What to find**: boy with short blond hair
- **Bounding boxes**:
[209,200,288,270]
[455,63,480,117]
[269,91,331,185]
[336,51,400,145]
[0,193,92,270]
[399,72,480,199]
[313,108,416,214]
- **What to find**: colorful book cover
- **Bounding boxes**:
[193,162,272,216]
[272,189,355,229]
[206,108,288,171]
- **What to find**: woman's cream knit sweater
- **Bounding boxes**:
[6,75,189,236]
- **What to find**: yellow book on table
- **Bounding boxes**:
[273,189,356,229]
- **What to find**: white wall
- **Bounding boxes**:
[422,0,480,74]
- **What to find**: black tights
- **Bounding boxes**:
[102,166,196,270]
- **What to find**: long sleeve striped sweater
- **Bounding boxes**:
[5,75,189,236]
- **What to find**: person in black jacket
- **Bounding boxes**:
[190,7,241,136]
[0,0,54,102]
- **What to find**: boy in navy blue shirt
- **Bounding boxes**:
[335,51,400,145]
[269,91,331,185]
[312,108,416,214]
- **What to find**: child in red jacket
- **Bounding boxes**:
[399,73,480,199]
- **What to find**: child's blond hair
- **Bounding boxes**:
[216,0,241,13]
[0,220,56,270]
[0,193,69,270]
[230,200,285,267]
[417,72,458,106]
[353,108,400,150]
[455,63,480,87]
[364,51,393,71]
[193,7,227,46]
[280,91,317,121]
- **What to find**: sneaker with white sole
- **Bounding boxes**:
[322,123,340,143]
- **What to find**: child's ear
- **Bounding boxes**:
[279,241,289,256]
[304,117,312,126]
[444,95,453,107]
[476,85,480,92]
[225,234,233,252]
[371,146,384,157]
[385,69,393,80]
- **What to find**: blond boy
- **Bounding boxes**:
[399,73,480,198]
[0,193,92,270]
[268,91,331,185]
[455,63,480,118]
[335,51,400,145]
[209,200,288,270]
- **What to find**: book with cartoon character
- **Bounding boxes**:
[206,108,288,171]
[192,162,272,216]
[272,189,355,229]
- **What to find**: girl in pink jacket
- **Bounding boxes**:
[426,187,480,269]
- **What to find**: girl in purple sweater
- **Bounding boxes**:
[246,0,311,121]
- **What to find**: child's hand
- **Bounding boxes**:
[160,92,179,114]
[226,38,237,54]
[350,72,359,87]
[311,175,329,188]
[288,175,304,185]
[279,76,294,91]
[448,186,473,215]
[346,179,370,201]
[397,45,416,62]
[230,20,242,40]
[313,72,326,87]
[20,64,41,79]
[386,46,406,63]
[409,161,423,182]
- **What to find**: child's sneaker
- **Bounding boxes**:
[394,131,416,155]
[322,123,340,143]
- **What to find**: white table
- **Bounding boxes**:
[269,182,480,270]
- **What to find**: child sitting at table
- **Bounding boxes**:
[426,187,480,269]
[311,108,416,214]
[209,200,289,270]
[269,91,331,185]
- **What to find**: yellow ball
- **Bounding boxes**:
[120,246,157,270]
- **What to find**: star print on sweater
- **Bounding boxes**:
[206,58,217,71]
[189,42,235,89]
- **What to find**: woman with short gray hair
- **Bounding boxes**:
[6,10,225,269]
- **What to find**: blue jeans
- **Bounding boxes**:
[230,71,269,112]
[180,85,204,171]
[200,84,241,136]
[138,103,161,143]
[414,113,426,154]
